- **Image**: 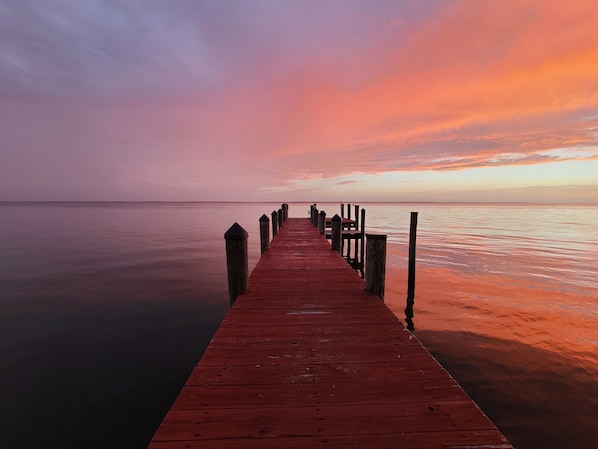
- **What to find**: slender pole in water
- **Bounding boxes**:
[271,210,278,236]
[318,210,326,235]
[365,233,387,299]
[405,211,418,331]
[259,214,270,254]
[224,223,249,306]
[359,208,366,274]
[347,203,351,229]
[278,208,283,228]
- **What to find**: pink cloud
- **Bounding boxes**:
[1,1,597,201]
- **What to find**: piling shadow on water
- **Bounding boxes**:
[415,330,598,449]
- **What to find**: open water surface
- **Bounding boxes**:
[0,202,596,448]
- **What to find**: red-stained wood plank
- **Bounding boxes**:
[148,217,513,448]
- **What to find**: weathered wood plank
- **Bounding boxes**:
[151,431,512,449]
[153,402,503,440]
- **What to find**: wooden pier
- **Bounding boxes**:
[148,216,513,448]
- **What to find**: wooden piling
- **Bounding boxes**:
[224,223,249,306]
[365,233,387,299]
[259,214,270,254]
[271,210,278,236]
[331,214,342,253]
[405,211,418,331]
[278,208,283,229]
[311,205,319,227]
[318,210,326,235]
[359,208,366,269]
[285,203,289,220]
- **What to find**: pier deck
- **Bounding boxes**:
[149,218,512,448]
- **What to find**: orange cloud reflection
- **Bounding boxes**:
[384,264,597,367]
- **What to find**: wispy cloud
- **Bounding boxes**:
[0,0,597,201]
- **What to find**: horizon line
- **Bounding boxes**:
[1,200,596,206]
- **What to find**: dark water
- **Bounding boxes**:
[1,202,596,448]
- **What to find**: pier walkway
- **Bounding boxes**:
[149,218,512,448]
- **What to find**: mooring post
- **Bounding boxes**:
[340,203,345,219]
[259,214,270,254]
[347,203,351,229]
[278,208,283,229]
[365,234,387,299]
[283,203,288,221]
[271,210,278,236]
[224,223,249,306]
[405,211,418,331]
[354,204,359,229]
[331,214,342,253]
[318,210,326,235]
[359,208,366,271]
[281,204,287,222]
[312,206,319,226]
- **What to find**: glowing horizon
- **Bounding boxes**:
[1,1,597,203]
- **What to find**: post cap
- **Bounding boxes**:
[319,210,326,216]
[259,214,269,222]
[224,222,248,240]
[332,214,341,222]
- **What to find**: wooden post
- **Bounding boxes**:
[259,214,270,254]
[340,203,345,218]
[281,204,287,222]
[283,203,288,220]
[331,214,342,253]
[346,202,352,256]
[359,208,366,272]
[278,208,283,229]
[312,206,319,226]
[224,223,249,306]
[365,234,387,299]
[271,210,278,236]
[354,204,359,229]
[318,210,326,235]
[405,211,418,331]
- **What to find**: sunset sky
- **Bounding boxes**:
[1,0,597,203]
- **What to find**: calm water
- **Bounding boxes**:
[1,202,596,448]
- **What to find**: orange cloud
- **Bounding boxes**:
[246,0,598,183]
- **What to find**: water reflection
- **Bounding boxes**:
[417,330,598,449]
